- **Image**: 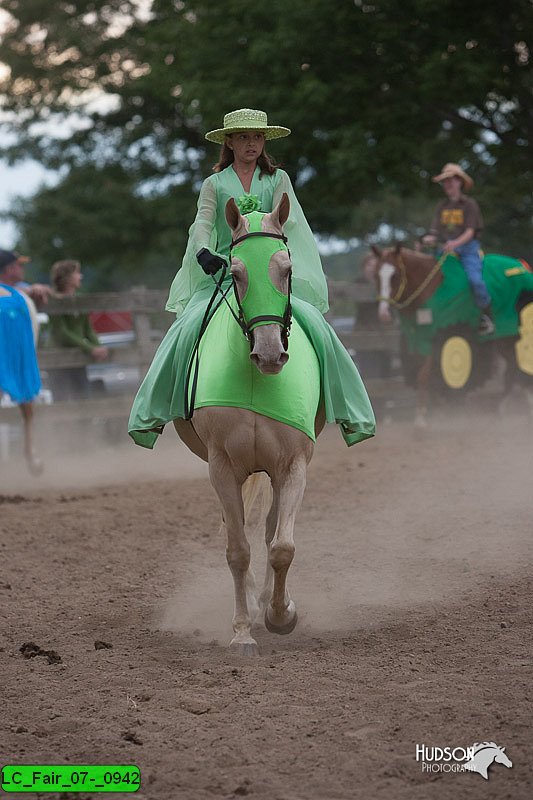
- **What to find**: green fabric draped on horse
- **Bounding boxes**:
[366,245,533,427]
[129,195,375,655]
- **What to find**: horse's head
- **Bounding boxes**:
[493,745,512,769]
[464,742,513,779]
[225,193,291,375]
[365,244,442,323]
[367,244,403,324]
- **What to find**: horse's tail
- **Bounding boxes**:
[242,472,272,532]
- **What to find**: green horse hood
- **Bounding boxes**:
[231,211,290,330]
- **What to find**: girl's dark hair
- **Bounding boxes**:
[51,259,80,293]
[212,138,280,177]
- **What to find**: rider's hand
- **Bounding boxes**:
[196,248,227,276]
[442,239,457,253]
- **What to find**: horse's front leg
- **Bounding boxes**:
[208,452,259,656]
[258,486,279,614]
[264,457,307,635]
[414,355,432,433]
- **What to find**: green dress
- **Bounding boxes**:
[128,165,375,448]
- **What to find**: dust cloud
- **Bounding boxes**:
[0,413,208,493]
[2,400,531,645]
[159,407,533,643]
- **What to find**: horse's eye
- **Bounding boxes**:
[231,265,244,281]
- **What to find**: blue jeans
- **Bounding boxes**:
[454,239,491,309]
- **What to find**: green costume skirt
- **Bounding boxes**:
[128,285,375,448]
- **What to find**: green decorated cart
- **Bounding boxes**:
[399,254,533,391]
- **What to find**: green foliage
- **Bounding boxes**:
[11,164,196,289]
[1,0,531,285]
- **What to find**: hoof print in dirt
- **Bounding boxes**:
[94,640,113,650]
[122,730,143,745]
[179,696,210,715]
[19,642,62,665]
[233,779,252,796]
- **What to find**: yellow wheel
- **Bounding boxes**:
[440,335,473,389]
[515,301,533,376]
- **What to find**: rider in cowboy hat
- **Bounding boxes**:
[422,163,494,336]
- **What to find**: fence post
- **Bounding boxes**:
[130,287,155,374]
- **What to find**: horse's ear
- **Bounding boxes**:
[394,242,402,255]
[500,747,506,752]
[272,192,290,229]
[225,198,242,231]
[371,245,382,257]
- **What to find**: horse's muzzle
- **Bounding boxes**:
[250,350,289,374]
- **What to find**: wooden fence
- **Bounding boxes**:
[0,282,405,431]
[38,281,400,377]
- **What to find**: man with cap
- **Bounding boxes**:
[0,249,50,304]
[422,163,494,335]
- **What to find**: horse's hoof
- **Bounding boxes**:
[26,456,44,476]
[229,637,260,657]
[264,601,298,635]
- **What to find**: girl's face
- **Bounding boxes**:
[228,131,265,164]
[68,267,82,291]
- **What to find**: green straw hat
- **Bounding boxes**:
[205,108,291,144]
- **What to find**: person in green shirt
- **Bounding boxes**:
[47,259,108,400]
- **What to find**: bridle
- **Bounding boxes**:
[229,230,292,350]
[378,250,445,310]
[184,229,292,419]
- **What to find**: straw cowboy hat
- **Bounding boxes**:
[432,162,474,191]
[205,108,291,144]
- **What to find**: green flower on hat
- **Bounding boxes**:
[236,195,261,214]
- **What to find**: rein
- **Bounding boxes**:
[378,251,446,310]
[184,230,292,420]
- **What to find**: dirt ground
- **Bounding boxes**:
[1,410,532,800]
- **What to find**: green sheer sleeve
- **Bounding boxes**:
[166,177,219,314]
[273,171,329,314]
[166,168,329,316]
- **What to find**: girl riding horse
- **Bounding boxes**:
[128,109,375,653]
[129,108,375,448]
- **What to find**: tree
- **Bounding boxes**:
[11,163,196,288]
[1,0,531,282]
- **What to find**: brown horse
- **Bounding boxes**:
[366,244,533,427]
[365,244,443,427]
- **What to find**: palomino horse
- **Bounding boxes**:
[174,194,324,656]
[0,285,44,474]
